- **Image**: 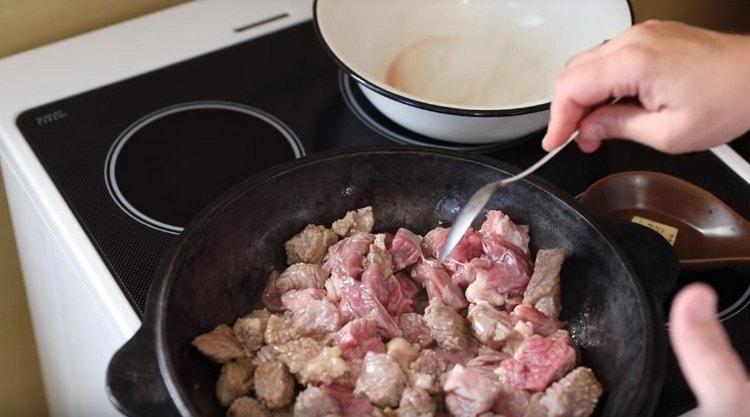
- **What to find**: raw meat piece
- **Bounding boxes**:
[386,337,420,370]
[511,305,561,337]
[285,224,339,265]
[432,227,483,271]
[365,233,394,278]
[433,344,479,367]
[421,227,446,258]
[274,337,323,374]
[263,270,285,312]
[481,234,531,272]
[390,228,423,271]
[538,367,602,417]
[398,387,437,417]
[411,259,468,311]
[332,206,375,237]
[424,300,470,351]
[264,313,299,346]
[282,289,341,337]
[216,357,255,407]
[523,248,565,319]
[496,335,577,392]
[321,384,375,417]
[334,318,386,361]
[385,273,419,315]
[465,269,505,307]
[398,313,434,348]
[443,365,499,417]
[338,276,402,338]
[362,263,390,305]
[501,321,536,357]
[233,309,270,353]
[299,346,350,385]
[324,233,375,278]
[325,273,345,302]
[409,349,451,394]
[294,386,341,417]
[355,352,407,408]
[451,258,492,287]
[228,397,271,417]
[467,303,515,349]
[277,263,329,293]
[479,210,530,254]
[192,324,246,364]
[467,350,510,373]
[254,361,295,409]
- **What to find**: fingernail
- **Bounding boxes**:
[685,288,717,323]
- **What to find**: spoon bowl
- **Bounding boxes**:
[580,171,750,272]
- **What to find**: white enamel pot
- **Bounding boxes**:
[314,0,633,145]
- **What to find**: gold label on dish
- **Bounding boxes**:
[631,216,678,246]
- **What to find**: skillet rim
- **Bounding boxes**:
[149,146,663,417]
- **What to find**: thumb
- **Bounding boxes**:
[577,103,662,146]
[669,283,749,411]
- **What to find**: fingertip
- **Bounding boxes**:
[670,283,717,325]
[577,139,601,153]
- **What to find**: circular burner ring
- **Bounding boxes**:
[104,100,303,234]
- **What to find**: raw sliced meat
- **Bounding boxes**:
[282,289,341,337]
[285,224,339,265]
[411,259,468,311]
[398,313,434,348]
[321,384,375,417]
[332,206,375,237]
[338,276,402,338]
[523,248,565,319]
[364,233,394,279]
[362,263,390,304]
[390,228,423,271]
[465,257,531,307]
[334,318,386,361]
[421,227,446,258]
[433,227,483,271]
[496,335,576,392]
[324,233,374,278]
[276,263,329,293]
[451,257,492,287]
[385,272,419,315]
[465,269,505,307]
[479,210,530,254]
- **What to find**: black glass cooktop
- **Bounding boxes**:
[15,21,750,417]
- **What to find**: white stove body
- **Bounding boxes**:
[0,1,747,417]
[0,2,312,416]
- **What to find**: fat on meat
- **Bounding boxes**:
[479,210,530,255]
[264,313,300,346]
[443,365,500,417]
[390,228,423,271]
[338,276,402,338]
[281,288,341,337]
[233,309,270,353]
[424,300,470,351]
[465,257,531,307]
[386,337,420,370]
[285,224,339,265]
[511,304,561,337]
[293,386,341,417]
[332,206,375,237]
[523,248,565,319]
[228,397,271,417]
[254,361,295,410]
[411,259,468,311]
[216,357,255,407]
[538,367,602,417]
[398,387,437,417]
[496,335,577,392]
[324,233,375,278]
[354,352,407,408]
[334,318,386,361]
[273,337,323,374]
[192,324,246,364]
[365,233,394,278]
[451,257,492,287]
[398,313,434,348]
[298,346,350,385]
[467,304,515,349]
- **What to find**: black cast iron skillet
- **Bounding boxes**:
[107,147,677,417]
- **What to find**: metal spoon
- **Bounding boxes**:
[438,130,578,262]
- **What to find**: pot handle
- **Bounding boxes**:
[107,326,180,417]
[594,215,680,308]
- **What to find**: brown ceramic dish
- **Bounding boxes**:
[580,171,750,272]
